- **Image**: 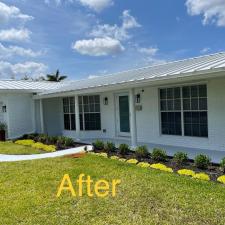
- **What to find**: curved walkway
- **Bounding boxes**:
[0,145,93,162]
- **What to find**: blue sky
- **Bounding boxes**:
[0,0,225,80]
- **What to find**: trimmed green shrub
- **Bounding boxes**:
[104,142,116,153]
[64,137,74,147]
[194,154,211,169]
[152,148,167,162]
[173,152,188,165]
[118,143,130,156]
[93,139,104,150]
[220,157,225,172]
[135,145,149,160]
[37,134,48,144]
[48,136,59,145]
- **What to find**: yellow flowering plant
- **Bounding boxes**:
[150,163,173,173]
[126,159,138,164]
[177,169,195,177]
[32,142,56,152]
[110,156,119,160]
[193,173,210,181]
[15,139,35,146]
[217,175,225,184]
[137,162,150,168]
[118,158,126,162]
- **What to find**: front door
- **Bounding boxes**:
[116,94,130,136]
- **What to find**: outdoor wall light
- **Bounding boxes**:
[2,105,6,113]
[104,97,108,105]
[136,94,141,104]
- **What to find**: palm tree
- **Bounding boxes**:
[46,70,67,82]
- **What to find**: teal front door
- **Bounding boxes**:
[117,94,130,136]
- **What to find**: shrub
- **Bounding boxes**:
[173,152,188,166]
[177,169,195,177]
[93,139,104,150]
[118,144,130,156]
[220,157,225,172]
[95,152,108,158]
[104,142,116,153]
[110,156,119,160]
[150,163,173,173]
[194,154,211,169]
[37,134,48,144]
[118,158,126,162]
[126,159,138,164]
[135,145,149,160]
[193,173,210,181]
[217,175,225,184]
[64,137,74,147]
[152,148,167,162]
[15,139,35,146]
[137,162,150,168]
[32,142,56,152]
[47,136,59,145]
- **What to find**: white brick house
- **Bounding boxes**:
[2,52,225,161]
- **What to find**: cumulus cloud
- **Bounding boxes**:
[0,28,31,42]
[0,1,33,24]
[90,10,141,41]
[0,43,42,59]
[186,0,225,26]
[138,47,158,56]
[0,61,47,79]
[77,0,113,12]
[45,0,113,11]
[72,37,124,56]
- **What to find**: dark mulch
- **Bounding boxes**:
[93,148,224,181]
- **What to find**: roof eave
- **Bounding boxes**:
[34,68,225,100]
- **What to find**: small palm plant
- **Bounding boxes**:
[46,69,67,82]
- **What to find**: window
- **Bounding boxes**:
[63,97,75,130]
[160,84,208,137]
[160,87,182,135]
[183,85,208,137]
[79,95,101,131]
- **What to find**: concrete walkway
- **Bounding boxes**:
[0,145,93,162]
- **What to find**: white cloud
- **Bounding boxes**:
[138,47,158,56]
[72,37,124,56]
[0,28,31,42]
[90,10,141,41]
[0,43,42,59]
[0,61,47,79]
[77,0,113,12]
[200,47,211,54]
[0,1,33,24]
[186,0,225,26]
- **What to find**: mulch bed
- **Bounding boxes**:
[94,149,224,181]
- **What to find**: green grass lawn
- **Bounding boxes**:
[0,154,225,225]
[0,142,45,155]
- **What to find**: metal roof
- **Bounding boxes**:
[0,80,66,92]
[39,52,225,97]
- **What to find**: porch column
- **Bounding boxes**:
[75,95,80,139]
[40,99,44,133]
[129,88,137,148]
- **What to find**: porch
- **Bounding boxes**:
[80,137,225,164]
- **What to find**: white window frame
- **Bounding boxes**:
[79,95,101,131]
[159,83,208,138]
[63,97,76,131]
